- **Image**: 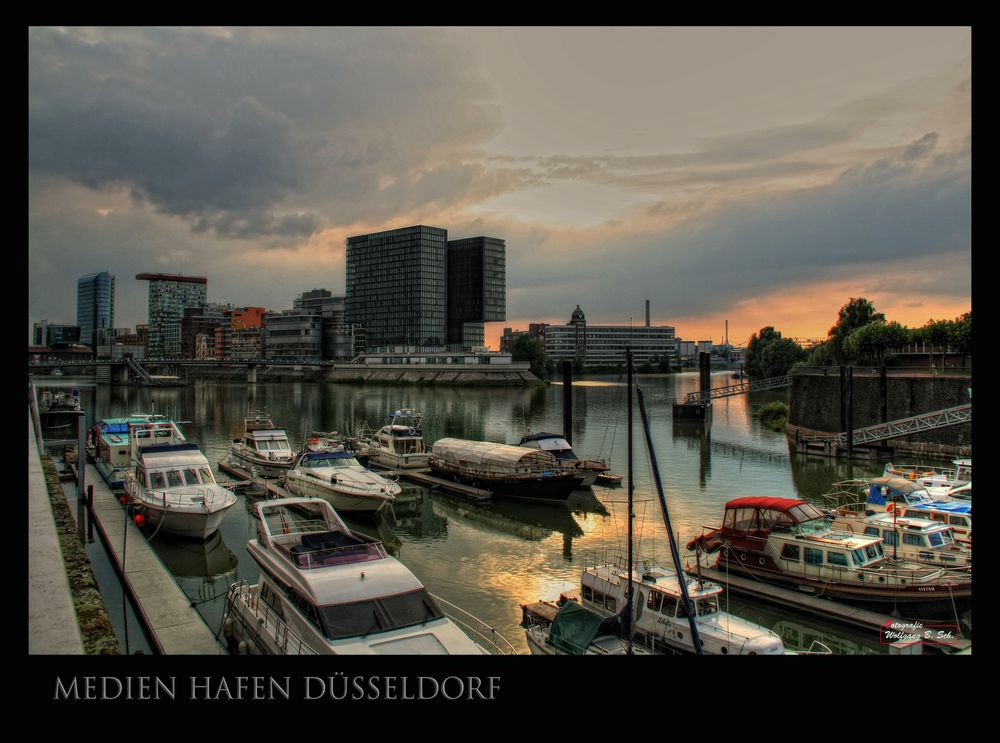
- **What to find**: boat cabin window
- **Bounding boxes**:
[804,548,824,566]
[864,527,879,538]
[582,585,593,602]
[148,472,167,490]
[695,597,719,615]
[882,531,898,546]
[827,551,849,567]
[166,470,184,488]
[949,516,969,528]
[866,544,884,560]
[903,533,926,547]
[780,544,800,561]
[647,591,663,612]
[851,549,866,566]
[316,589,445,640]
[931,531,950,546]
[183,468,200,486]
[200,467,215,484]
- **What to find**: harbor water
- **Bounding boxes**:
[39,372,971,654]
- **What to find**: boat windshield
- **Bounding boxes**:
[303,457,361,469]
[695,596,719,616]
[317,589,445,640]
[792,517,830,535]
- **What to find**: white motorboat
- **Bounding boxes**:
[518,432,609,488]
[283,451,400,515]
[828,510,971,570]
[123,419,238,539]
[883,459,971,501]
[221,498,516,655]
[228,412,296,477]
[357,409,429,469]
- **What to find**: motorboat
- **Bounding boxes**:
[687,496,972,606]
[358,409,429,469]
[522,550,785,655]
[828,510,971,570]
[228,412,296,477]
[37,388,82,436]
[89,413,174,489]
[517,432,609,488]
[122,418,238,539]
[884,459,971,500]
[283,451,400,515]
[828,477,972,546]
[429,437,584,502]
[221,498,516,655]
[524,599,652,655]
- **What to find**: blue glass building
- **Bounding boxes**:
[77,272,115,352]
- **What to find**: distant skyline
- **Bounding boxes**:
[29,27,971,349]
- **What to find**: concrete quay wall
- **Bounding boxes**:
[787,371,972,459]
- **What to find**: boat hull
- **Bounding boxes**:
[283,474,393,514]
[141,504,231,540]
[229,447,295,478]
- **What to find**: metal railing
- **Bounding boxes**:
[124,472,234,511]
[799,404,972,446]
[683,374,792,404]
[225,582,318,655]
[431,594,517,655]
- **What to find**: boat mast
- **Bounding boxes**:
[625,349,634,655]
[635,381,703,654]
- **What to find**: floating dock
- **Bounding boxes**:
[82,464,225,654]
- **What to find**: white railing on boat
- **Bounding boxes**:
[124,472,234,511]
[431,594,517,655]
[225,581,318,655]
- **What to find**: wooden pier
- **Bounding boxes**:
[83,464,225,654]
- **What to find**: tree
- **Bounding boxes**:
[842,321,909,365]
[745,326,806,379]
[510,335,549,381]
[828,298,885,365]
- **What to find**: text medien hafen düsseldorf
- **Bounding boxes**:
[54,675,501,701]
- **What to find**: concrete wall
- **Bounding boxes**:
[788,370,972,457]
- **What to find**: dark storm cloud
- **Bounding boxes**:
[501,133,970,321]
[28,27,505,239]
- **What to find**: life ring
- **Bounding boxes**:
[886,503,897,514]
[310,438,319,445]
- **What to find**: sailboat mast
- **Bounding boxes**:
[635,382,703,654]
[625,349,634,655]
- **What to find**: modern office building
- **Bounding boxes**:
[32,320,81,347]
[181,303,228,359]
[543,306,678,368]
[137,273,207,359]
[446,236,506,348]
[345,225,449,349]
[345,226,507,352]
[263,289,355,361]
[96,327,146,360]
[77,272,115,351]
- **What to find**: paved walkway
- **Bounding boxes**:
[27,413,85,654]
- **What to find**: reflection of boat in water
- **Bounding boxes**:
[430,493,586,541]
[153,529,239,579]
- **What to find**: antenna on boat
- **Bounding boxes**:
[635,378,704,655]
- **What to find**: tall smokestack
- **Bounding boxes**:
[645,300,650,328]
[725,320,728,346]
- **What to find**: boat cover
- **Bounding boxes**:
[867,477,929,505]
[432,438,556,469]
[301,451,356,462]
[547,601,605,655]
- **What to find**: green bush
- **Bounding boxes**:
[757,401,789,432]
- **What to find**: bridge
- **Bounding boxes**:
[796,404,972,454]
[683,374,793,404]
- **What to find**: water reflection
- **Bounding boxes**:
[63,376,934,654]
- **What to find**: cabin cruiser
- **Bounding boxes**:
[828,510,971,570]
[89,413,173,489]
[834,477,973,546]
[357,409,429,469]
[884,459,971,500]
[688,497,971,606]
[122,419,237,539]
[222,498,515,654]
[228,412,296,477]
[283,451,400,515]
[429,438,584,502]
[518,432,609,488]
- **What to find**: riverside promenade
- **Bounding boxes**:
[28,412,84,654]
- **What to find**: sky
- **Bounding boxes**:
[28,26,972,349]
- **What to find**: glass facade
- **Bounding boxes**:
[137,274,207,359]
[446,237,506,347]
[345,226,449,349]
[77,272,115,351]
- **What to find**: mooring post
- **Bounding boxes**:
[87,484,94,543]
[77,412,86,543]
[846,366,854,460]
[562,360,573,446]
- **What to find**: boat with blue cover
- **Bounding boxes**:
[89,413,175,489]
[283,450,400,515]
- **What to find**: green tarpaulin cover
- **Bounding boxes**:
[548,601,605,655]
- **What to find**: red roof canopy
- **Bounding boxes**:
[724,497,806,512]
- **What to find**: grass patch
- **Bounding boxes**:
[758,401,789,432]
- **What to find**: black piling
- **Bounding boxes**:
[562,360,573,446]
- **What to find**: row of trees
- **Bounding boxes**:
[745,298,972,379]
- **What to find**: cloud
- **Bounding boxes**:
[29,27,506,239]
